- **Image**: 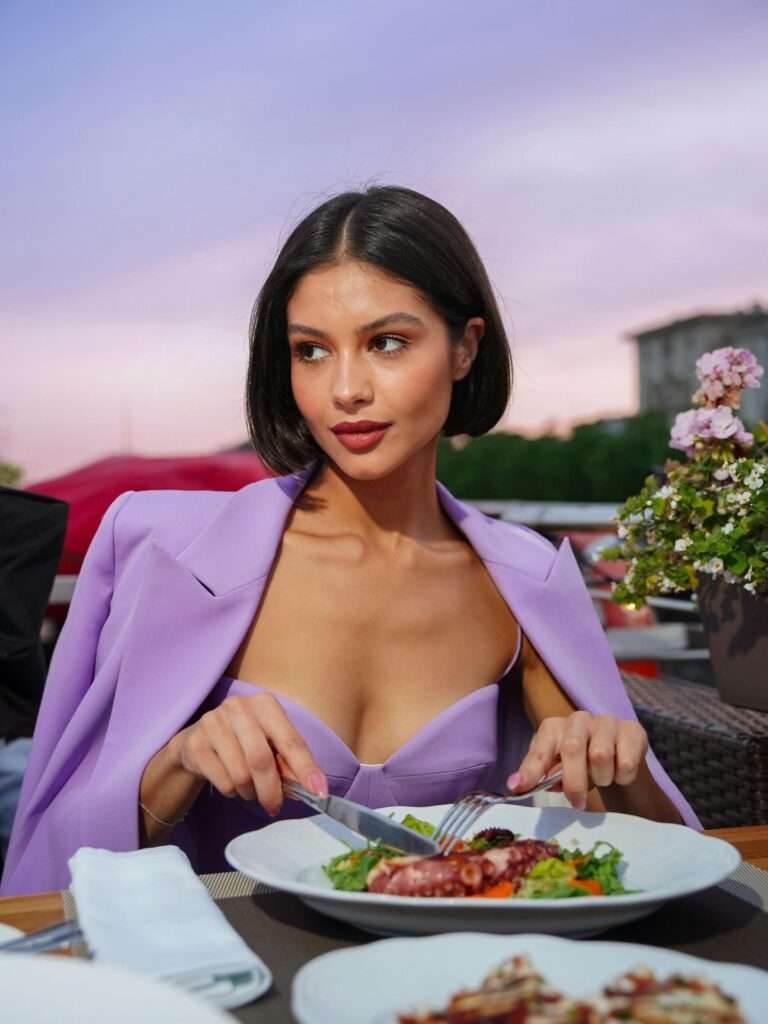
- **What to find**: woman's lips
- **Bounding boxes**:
[331,421,392,453]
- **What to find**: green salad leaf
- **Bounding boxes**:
[400,814,436,837]
[323,846,402,891]
[557,841,630,896]
[517,856,578,898]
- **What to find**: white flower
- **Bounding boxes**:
[703,557,725,575]
[745,581,757,593]
[617,524,628,539]
[745,471,764,490]
[674,537,693,551]
[657,485,674,499]
[722,521,735,534]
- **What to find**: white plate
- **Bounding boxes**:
[0,954,232,1023]
[226,804,740,937]
[292,932,768,1024]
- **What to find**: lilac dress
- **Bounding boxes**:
[174,632,525,874]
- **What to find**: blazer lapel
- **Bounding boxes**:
[94,469,314,790]
[437,484,638,721]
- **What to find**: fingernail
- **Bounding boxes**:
[308,771,328,797]
[507,772,522,791]
[573,795,587,811]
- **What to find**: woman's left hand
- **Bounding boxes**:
[506,711,649,810]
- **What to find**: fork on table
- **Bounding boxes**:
[432,767,565,855]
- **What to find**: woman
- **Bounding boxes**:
[2,187,697,895]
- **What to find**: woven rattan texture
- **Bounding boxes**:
[623,672,768,829]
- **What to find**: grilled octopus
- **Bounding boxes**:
[367,839,559,897]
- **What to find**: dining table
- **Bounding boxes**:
[2,823,768,1022]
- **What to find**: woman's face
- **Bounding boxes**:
[287,260,483,480]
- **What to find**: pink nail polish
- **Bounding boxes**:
[507,772,522,791]
[308,771,328,797]
[574,795,587,811]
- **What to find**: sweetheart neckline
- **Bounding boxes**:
[221,676,502,768]
[218,629,521,768]
[219,636,520,772]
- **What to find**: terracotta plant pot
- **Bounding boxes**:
[696,574,768,712]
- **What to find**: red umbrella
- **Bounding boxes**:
[28,452,274,575]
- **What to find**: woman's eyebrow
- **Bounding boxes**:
[358,312,424,334]
[287,312,425,339]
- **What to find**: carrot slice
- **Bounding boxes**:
[470,880,515,899]
[569,878,603,896]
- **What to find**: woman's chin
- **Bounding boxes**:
[324,445,414,482]
[330,455,400,481]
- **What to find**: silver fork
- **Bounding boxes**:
[432,768,564,855]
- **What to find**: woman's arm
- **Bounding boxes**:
[515,635,682,824]
[139,692,329,847]
[138,731,207,845]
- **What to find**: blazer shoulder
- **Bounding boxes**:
[480,513,560,577]
[111,479,276,559]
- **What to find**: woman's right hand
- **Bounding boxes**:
[170,691,327,816]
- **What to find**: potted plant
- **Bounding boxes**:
[604,347,768,711]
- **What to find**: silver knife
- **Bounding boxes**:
[283,780,439,856]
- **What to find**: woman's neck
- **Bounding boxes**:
[303,444,455,550]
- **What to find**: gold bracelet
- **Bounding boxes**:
[139,799,186,829]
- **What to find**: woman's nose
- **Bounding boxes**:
[331,353,373,408]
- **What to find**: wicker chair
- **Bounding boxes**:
[623,672,768,828]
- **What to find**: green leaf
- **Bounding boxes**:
[400,814,436,837]
[725,551,748,575]
[323,846,401,891]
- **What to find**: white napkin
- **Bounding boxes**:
[68,845,272,1009]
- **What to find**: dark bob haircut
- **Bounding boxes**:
[246,185,512,474]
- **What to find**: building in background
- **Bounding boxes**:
[630,303,768,424]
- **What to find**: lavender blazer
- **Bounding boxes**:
[1,469,699,894]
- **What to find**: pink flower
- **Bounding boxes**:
[709,406,739,440]
[669,406,753,455]
[693,347,764,409]
[670,410,699,455]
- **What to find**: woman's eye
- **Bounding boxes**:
[371,335,408,356]
[295,343,329,363]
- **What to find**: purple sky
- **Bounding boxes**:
[2,1,767,483]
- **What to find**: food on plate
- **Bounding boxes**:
[396,954,746,1023]
[601,965,746,1022]
[323,815,631,899]
[398,954,594,1023]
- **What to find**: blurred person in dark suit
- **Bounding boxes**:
[0,487,67,860]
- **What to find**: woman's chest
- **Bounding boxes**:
[226,546,519,762]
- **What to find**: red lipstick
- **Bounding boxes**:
[331,420,391,452]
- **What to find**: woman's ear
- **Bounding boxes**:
[451,317,484,381]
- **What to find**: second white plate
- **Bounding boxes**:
[292,933,768,1024]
